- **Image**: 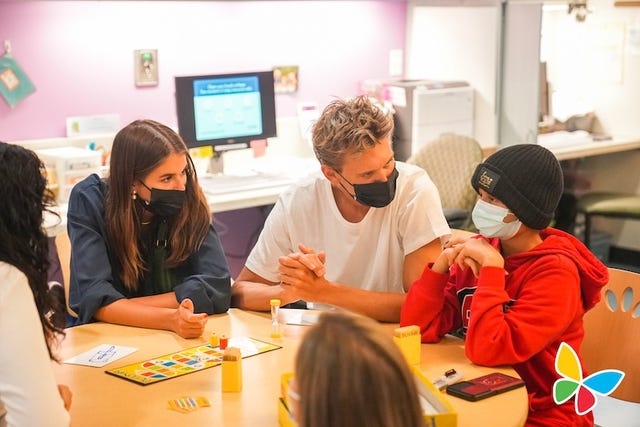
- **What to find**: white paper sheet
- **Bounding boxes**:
[63,344,137,368]
[283,311,319,326]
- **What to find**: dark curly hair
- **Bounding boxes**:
[0,142,64,360]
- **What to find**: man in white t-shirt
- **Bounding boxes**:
[231,96,451,322]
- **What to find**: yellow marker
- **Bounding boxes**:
[209,332,219,347]
[221,347,242,392]
[393,325,421,365]
[270,298,282,338]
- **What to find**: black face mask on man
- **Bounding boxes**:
[139,181,186,218]
[337,167,399,208]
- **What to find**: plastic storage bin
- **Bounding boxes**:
[36,147,101,203]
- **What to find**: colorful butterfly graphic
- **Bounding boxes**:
[553,342,625,415]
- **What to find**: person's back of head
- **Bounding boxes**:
[294,311,425,427]
[311,96,394,171]
[0,141,62,358]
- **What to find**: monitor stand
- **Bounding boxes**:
[204,140,267,176]
[208,151,225,175]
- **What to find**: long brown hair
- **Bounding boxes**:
[0,142,64,360]
[105,119,211,290]
[295,312,426,427]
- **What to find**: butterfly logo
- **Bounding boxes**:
[553,342,625,415]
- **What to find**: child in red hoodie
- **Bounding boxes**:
[401,144,608,426]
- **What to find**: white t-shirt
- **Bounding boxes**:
[0,263,70,427]
[245,162,451,293]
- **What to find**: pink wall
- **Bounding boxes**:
[0,0,406,141]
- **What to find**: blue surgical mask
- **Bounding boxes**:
[472,199,522,239]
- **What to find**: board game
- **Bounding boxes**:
[106,336,280,385]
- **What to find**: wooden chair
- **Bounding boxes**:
[407,133,483,229]
[581,267,640,425]
[54,231,78,318]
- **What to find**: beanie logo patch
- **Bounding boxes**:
[478,168,499,192]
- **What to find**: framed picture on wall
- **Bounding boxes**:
[273,66,298,94]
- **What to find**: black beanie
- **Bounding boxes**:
[471,144,563,230]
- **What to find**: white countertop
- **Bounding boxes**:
[539,133,640,161]
[44,155,320,236]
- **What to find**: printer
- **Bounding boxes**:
[386,80,474,161]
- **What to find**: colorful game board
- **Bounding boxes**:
[106,336,281,385]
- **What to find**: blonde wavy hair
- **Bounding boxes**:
[311,96,394,172]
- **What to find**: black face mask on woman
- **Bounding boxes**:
[139,181,186,218]
[337,167,399,208]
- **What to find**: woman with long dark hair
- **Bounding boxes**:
[67,119,231,338]
[0,142,71,426]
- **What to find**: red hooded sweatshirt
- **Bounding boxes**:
[401,228,609,426]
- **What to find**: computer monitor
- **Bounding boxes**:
[174,70,277,173]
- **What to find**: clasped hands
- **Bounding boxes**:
[173,298,208,339]
[277,243,329,303]
[432,235,504,276]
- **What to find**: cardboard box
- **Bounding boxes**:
[278,373,296,426]
[278,370,457,427]
[413,367,458,427]
[278,397,297,427]
[393,325,421,365]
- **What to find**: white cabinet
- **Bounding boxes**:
[388,80,474,160]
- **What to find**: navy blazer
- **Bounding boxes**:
[67,174,231,324]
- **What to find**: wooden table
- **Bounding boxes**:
[52,309,527,427]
